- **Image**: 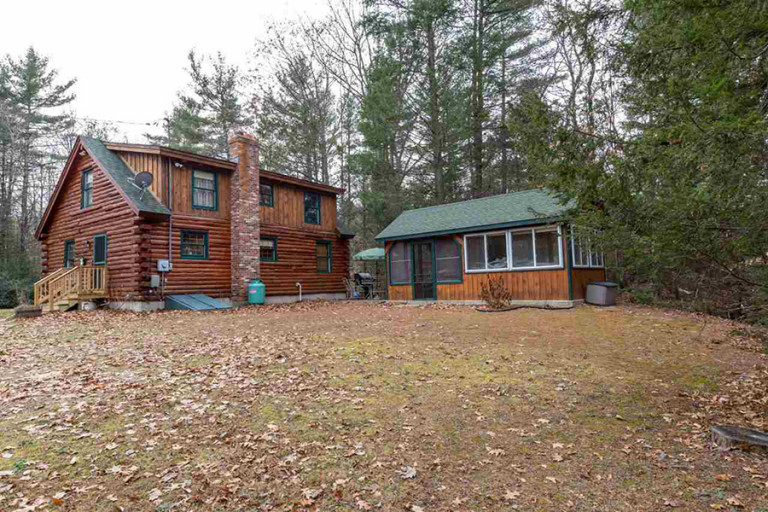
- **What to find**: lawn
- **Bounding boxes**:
[1,302,767,511]
[0,309,13,319]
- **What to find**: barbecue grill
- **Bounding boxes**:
[354,272,376,299]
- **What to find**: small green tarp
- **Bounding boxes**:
[353,248,386,261]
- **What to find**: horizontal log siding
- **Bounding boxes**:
[571,268,607,300]
[145,215,232,298]
[40,153,142,299]
[259,225,349,296]
[386,230,571,301]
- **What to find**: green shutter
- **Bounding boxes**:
[93,234,108,265]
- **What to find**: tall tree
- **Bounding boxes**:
[4,47,75,255]
[255,25,339,183]
[149,51,250,158]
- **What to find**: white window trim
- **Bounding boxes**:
[570,227,605,269]
[463,226,563,273]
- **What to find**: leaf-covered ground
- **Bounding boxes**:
[1,302,767,511]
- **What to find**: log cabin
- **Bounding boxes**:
[375,189,606,305]
[34,134,353,311]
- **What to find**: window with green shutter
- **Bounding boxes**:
[192,170,217,210]
[93,234,108,265]
[64,240,76,268]
[81,169,94,209]
[304,192,321,225]
[316,241,332,273]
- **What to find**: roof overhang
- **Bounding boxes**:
[106,142,345,196]
[105,142,237,171]
[374,217,565,242]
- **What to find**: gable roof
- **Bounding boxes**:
[106,141,345,196]
[36,136,170,238]
[374,189,569,242]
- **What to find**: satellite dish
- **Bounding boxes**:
[134,172,153,189]
[131,172,154,200]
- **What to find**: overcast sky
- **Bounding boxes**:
[1,0,328,141]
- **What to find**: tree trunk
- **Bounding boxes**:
[470,0,485,198]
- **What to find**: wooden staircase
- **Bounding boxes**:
[34,266,108,312]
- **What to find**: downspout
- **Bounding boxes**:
[168,158,173,277]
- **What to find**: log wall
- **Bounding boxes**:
[260,225,349,296]
[40,152,142,299]
[144,215,232,298]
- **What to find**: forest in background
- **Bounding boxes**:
[1,0,767,321]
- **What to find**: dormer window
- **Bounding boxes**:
[81,169,93,209]
[192,170,217,210]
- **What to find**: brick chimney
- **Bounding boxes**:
[229,133,260,303]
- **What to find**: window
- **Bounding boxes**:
[535,229,560,266]
[64,240,76,268]
[465,232,509,271]
[436,239,462,283]
[180,230,208,259]
[81,169,93,208]
[511,231,534,268]
[304,192,321,225]
[571,228,604,268]
[260,237,277,262]
[466,236,486,270]
[464,227,563,272]
[316,241,332,273]
[192,170,217,210]
[260,181,274,206]
[389,241,411,284]
[93,234,108,265]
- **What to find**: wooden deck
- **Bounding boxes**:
[34,266,108,312]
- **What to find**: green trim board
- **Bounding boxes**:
[192,170,218,211]
[316,240,332,273]
[93,234,108,265]
[180,230,209,260]
[260,236,278,262]
[304,192,322,225]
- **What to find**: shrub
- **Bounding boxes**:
[480,275,513,310]
[0,274,18,309]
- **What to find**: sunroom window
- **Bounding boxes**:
[571,228,605,268]
[435,239,462,282]
[389,241,411,284]
[465,227,562,272]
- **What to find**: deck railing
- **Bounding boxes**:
[34,266,108,307]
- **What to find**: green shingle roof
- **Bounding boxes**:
[375,189,569,241]
[81,136,171,216]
